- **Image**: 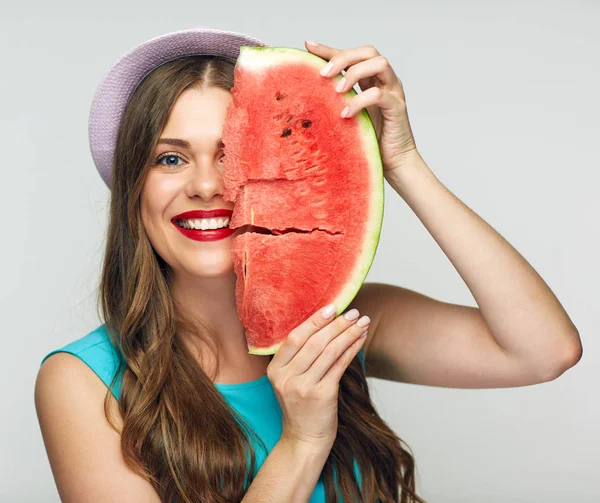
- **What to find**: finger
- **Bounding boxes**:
[340,86,398,119]
[312,44,381,78]
[288,309,366,376]
[315,326,368,388]
[333,55,398,92]
[271,304,339,368]
[304,40,342,61]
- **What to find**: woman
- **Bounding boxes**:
[34,27,582,503]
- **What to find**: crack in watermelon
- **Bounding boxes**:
[270,227,342,236]
[235,224,343,236]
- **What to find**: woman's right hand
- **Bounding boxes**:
[267,304,370,449]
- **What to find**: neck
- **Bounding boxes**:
[169,270,248,355]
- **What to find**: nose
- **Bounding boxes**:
[183,158,225,201]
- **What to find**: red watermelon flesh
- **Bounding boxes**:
[222,46,384,355]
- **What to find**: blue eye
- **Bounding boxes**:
[152,152,225,167]
[154,153,184,167]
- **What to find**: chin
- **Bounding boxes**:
[184,262,235,278]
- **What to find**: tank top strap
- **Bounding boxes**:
[41,324,125,401]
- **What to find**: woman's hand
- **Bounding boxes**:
[305,40,418,174]
[268,305,370,449]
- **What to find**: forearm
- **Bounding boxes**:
[242,437,331,503]
[385,150,581,373]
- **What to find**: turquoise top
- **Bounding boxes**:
[41,324,367,502]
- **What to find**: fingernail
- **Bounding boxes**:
[320,61,334,76]
[321,304,336,318]
[344,309,359,321]
[360,329,368,338]
[335,77,346,93]
[357,315,370,327]
[341,106,350,118]
[306,40,319,47]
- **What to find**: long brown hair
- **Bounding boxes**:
[96,54,427,503]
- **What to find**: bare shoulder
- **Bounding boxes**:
[35,352,124,430]
[35,353,161,502]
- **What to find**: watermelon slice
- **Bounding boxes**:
[222,46,384,355]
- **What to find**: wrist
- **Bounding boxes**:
[279,434,334,456]
[384,148,434,196]
[385,148,424,174]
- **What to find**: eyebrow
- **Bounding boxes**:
[157,138,224,149]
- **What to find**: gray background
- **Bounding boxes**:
[2,0,598,501]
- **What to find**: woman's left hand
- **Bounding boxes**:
[305,40,418,174]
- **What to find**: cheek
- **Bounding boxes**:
[140,192,154,231]
[140,175,180,240]
[140,194,167,258]
[141,177,170,222]
[140,188,166,243]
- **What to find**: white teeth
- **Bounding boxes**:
[177,217,230,230]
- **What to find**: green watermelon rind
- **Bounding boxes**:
[237,46,384,355]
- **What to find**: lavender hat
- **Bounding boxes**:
[88,27,269,189]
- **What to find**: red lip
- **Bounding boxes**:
[171,209,233,222]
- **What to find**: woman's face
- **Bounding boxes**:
[140,86,235,279]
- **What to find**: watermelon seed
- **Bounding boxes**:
[276,92,287,101]
[302,120,312,128]
[286,115,294,123]
[281,128,292,137]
